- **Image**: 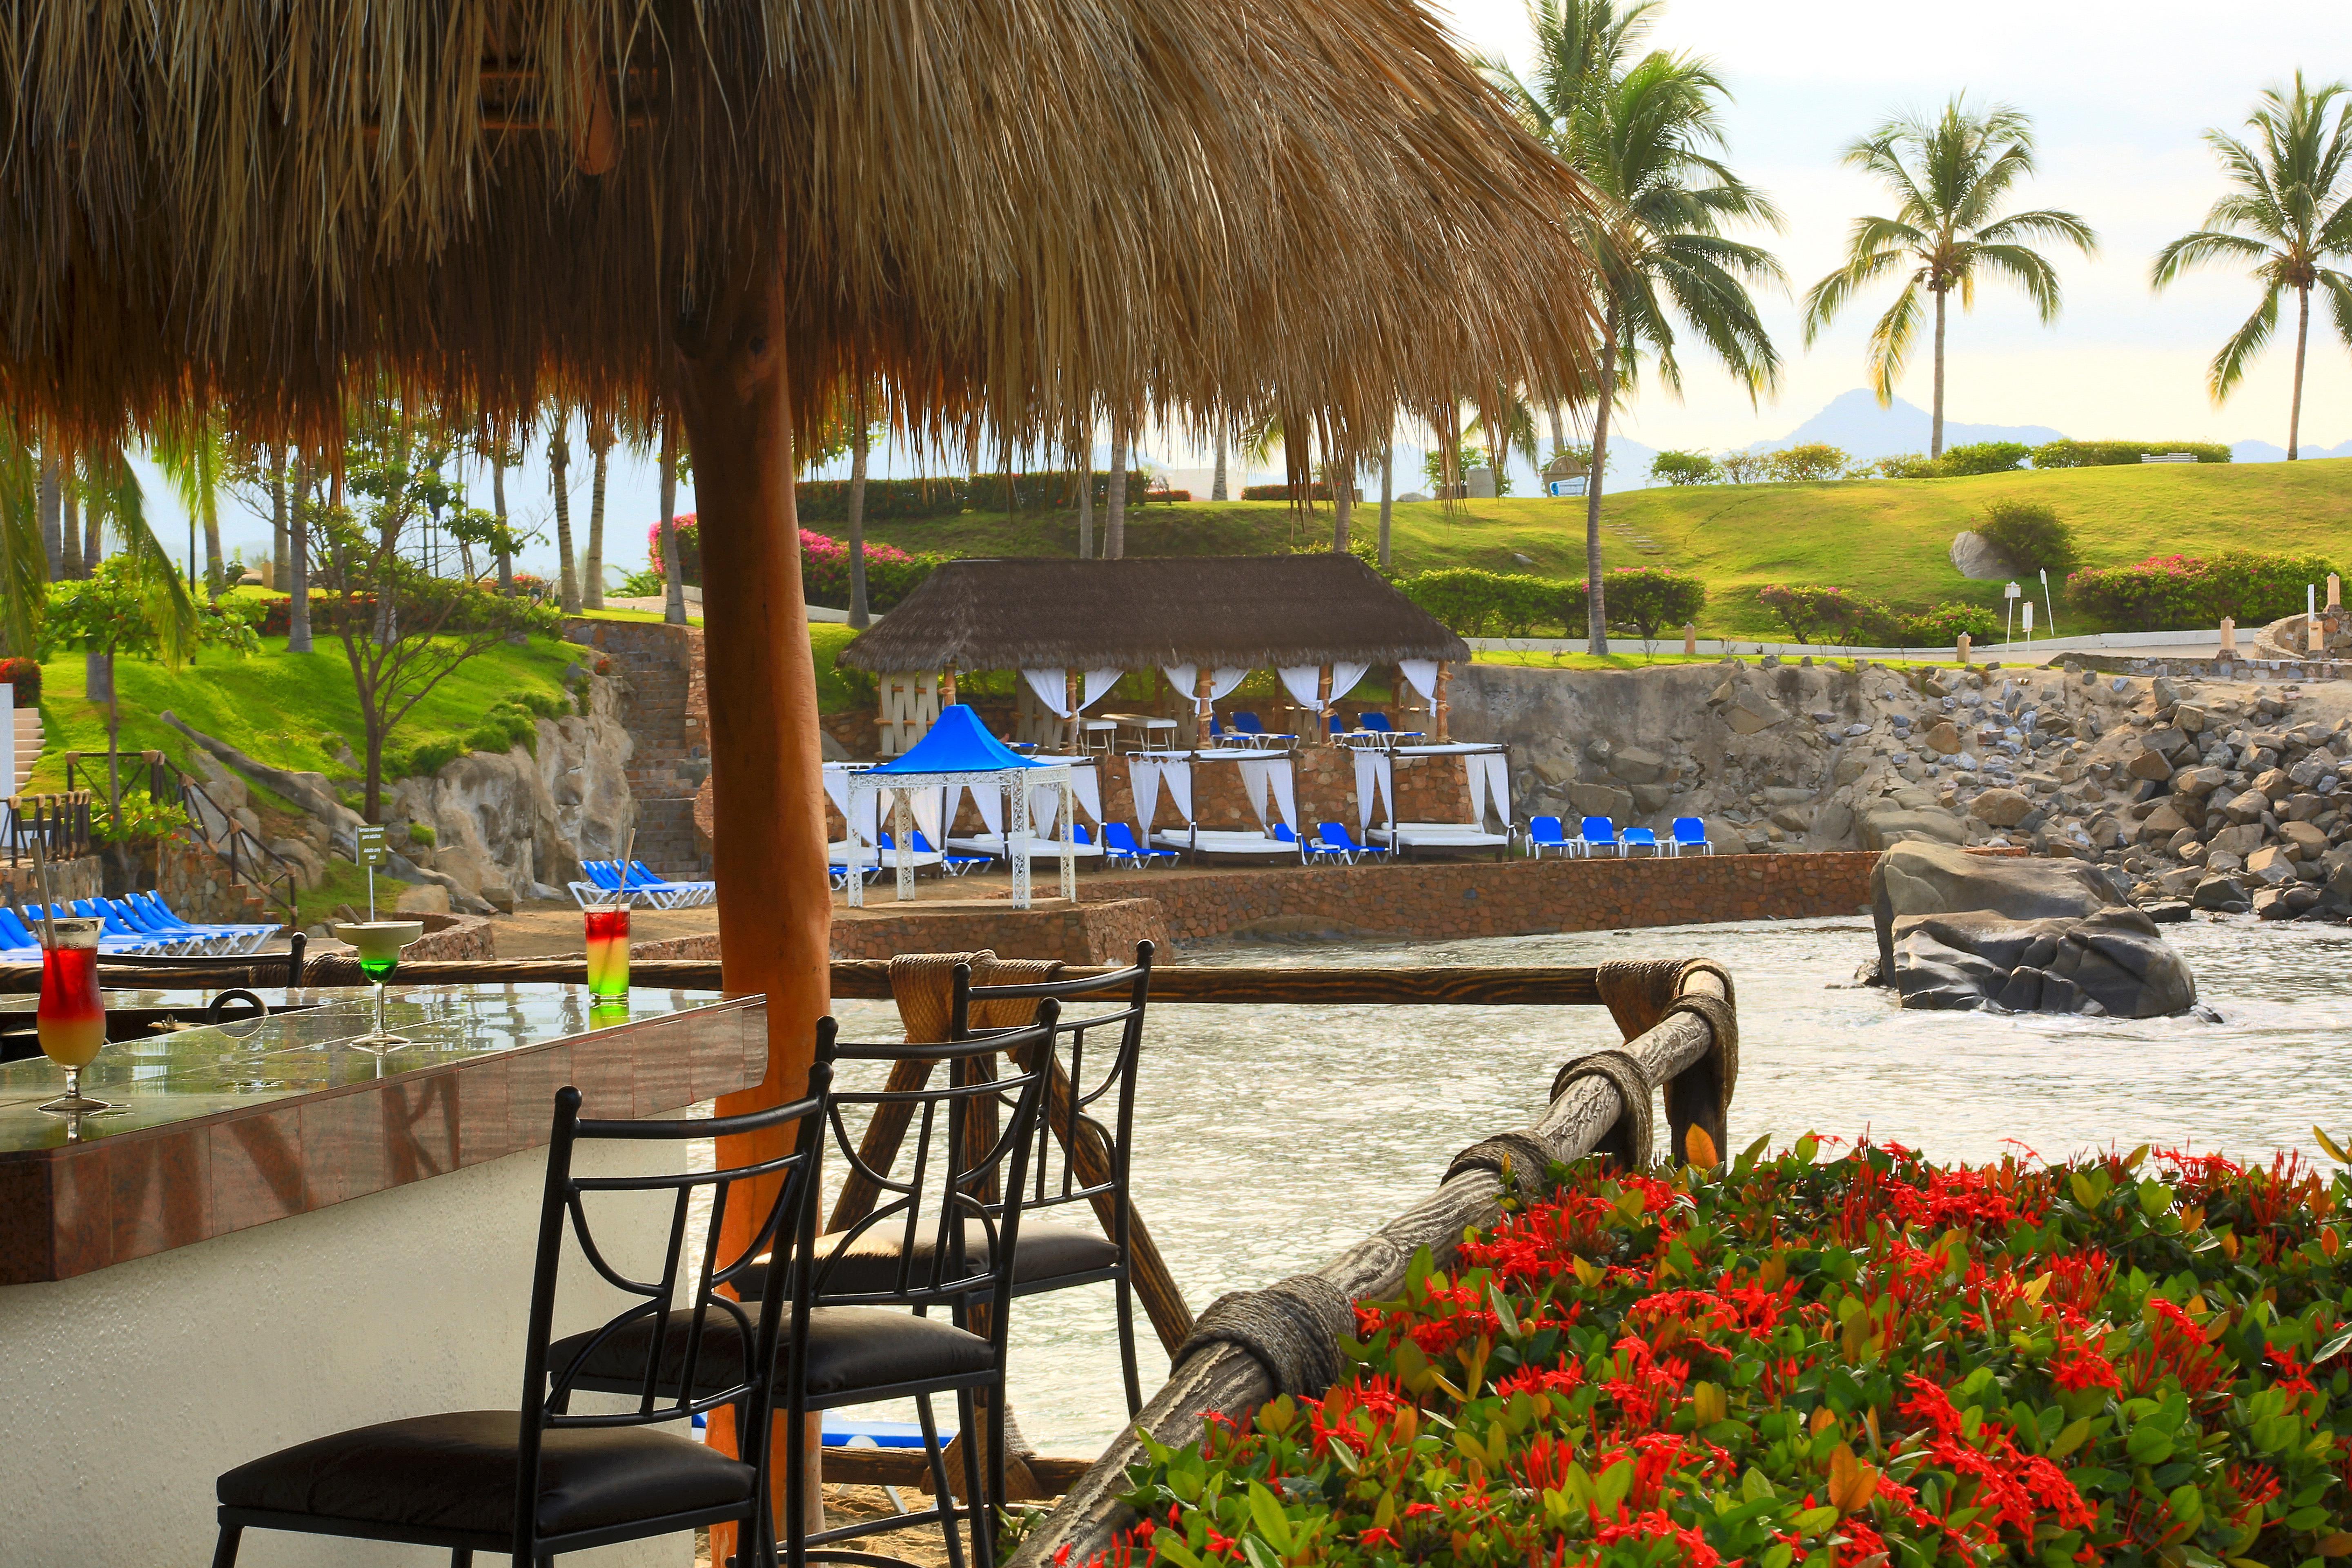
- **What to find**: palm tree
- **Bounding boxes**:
[2152,74,2352,461]
[1490,31,1782,653]
[584,420,612,610]
[1803,100,2095,459]
[548,420,581,613]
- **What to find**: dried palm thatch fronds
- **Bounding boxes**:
[0,0,1597,450]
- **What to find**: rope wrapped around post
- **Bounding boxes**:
[1003,960,1735,1568]
[1595,959,1737,1160]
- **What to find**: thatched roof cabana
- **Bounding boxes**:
[840,557,1470,673]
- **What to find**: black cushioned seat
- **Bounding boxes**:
[216,1411,753,1538]
[550,1303,995,1402]
[744,1218,1118,1300]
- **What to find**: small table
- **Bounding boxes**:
[1104,712,1178,750]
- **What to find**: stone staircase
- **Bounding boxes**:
[566,619,710,878]
[12,703,39,792]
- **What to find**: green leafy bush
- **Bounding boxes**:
[1766,443,1849,482]
[0,657,40,702]
[1242,483,1358,503]
[2033,439,2232,468]
[2067,551,2337,632]
[1596,568,1705,641]
[1976,499,2081,579]
[1755,584,1900,644]
[1396,570,1580,637]
[967,470,1154,511]
[793,477,970,521]
[1901,600,2001,645]
[1647,450,1719,486]
[1117,1138,2352,1568]
[1936,440,2033,475]
[405,822,436,847]
[93,793,190,848]
[1870,452,1939,478]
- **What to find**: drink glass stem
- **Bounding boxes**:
[374,980,385,1038]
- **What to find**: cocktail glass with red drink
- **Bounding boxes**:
[36,916,110,1114]
[585,901,630,999]
[332,920,425,1052]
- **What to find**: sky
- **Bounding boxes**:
[158,0,2352,585]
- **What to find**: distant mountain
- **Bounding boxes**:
[2230,438,2352,462]
[1766,389,2064,462]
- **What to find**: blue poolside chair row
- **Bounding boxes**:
[1523,815,1711,858]
[0,893,277,960]
[567,858,717,910]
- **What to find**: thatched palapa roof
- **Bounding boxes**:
[2,0,1600,450]
[836,556,1472,672]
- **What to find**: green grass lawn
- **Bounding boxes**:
[30,635,584,803]
[855,459,2352,637]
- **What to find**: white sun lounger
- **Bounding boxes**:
[1152,829,1303,860]
[945,833,1104,861]
[1368,821,1513,860]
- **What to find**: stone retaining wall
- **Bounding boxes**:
[157,842,275,927]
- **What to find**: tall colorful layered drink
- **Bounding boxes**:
[36,916,109,1114]
[585,903,630,998]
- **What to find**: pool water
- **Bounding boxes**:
[826,914,2352,1454]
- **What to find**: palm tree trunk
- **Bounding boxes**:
[82,490,100,577]
[60,486,81,580]
[584,428,610,609]
[550,425,581,613]
[1547,403,1568,461]
[1211,430,1228,501]
[846,404,871,628]
[203,512,224,597]
[1931,287,1949,460]
[1106,426,1127,560]
[1584,312,1621,654]
[1076,443,1094,559]
[1378,441,1394,570]
[37,455,60,581]
[658,417,687,625]
[492,455,514,593]
[287,457,313,653]
[2289,283,2310,460]
[268,447,288,590]
[1332,451,1352,553]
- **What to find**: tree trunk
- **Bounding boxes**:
[1105,427,1128,559]
[1547,403,1568,461]
[37,455,60,583]
[846,404,871,628]
[659,418,688,625]
[1211,430,1228,501]
[550,425,581,613]
[1931,287,1948,460]
[269,447,288,590]
[82,490,100,577]
[363,717,384,824]
[1332,453,1352,554]
[288,459,314,653]
[585,428,610,609]
[1076,449,1094,559]
[2289,283,2310,461]
[1584,312,1620,654]
[203,509,224,598]
[60,488,81,581]
[492,456,514,593]
[1379,442,1394,570]
[671,235,833,1262]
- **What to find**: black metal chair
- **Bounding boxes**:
[949,941,1157,1414]
[564,1009,1060,1568]
[209,1057,834,1568]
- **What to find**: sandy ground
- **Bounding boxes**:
[691,1488,968,1568]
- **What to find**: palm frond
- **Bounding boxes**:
[82,449,199,670]
[1801,245,1910,343]
[0,424,47,655]
[1969,243,2067,321]
[2207,290,2281,403]
[1863,281,1923,405]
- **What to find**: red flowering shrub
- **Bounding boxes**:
[1116,1138,2352,1568]
[2066,551,2335,632]
[0,656,40,701]
[641,516,942,612]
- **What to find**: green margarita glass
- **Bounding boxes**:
[332,920,425,1052]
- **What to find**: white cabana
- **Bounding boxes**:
[844,706,1076,908]
[946,755,1107,863]
[1133,748,1303,860]
[1359,742,1515,859]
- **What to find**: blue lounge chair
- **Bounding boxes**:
[136,891,275,955]
[1305,822,1357,864]
[1670,817,1712,856]
[1524,815,1572,858]
[912,831,992,876]
[1575,816,1619,857]
[625,860,715,908]
[1100,822,1175,869]
[1316,821,1388,862]
[1620,826,1660,856]
[1353,712,1424,745]
[21,904,160,955]
[1228,712,1298,750]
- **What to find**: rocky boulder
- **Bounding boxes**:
[1860,788,1968,853]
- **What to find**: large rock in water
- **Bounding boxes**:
[1870,842,2197,1017]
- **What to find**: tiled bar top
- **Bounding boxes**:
[0,984,767,1285]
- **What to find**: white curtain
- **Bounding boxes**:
[1277,666,1323,712]
[822,765,853,821]
[1069,764,1102,824]
[1162,664,1250,711]
[1267,757,1298,833]
[1353,749,1393,835]
[1078,669,1123,713]
[1162,760,1195,823]
[1399,659,1441,703]
[1023,668,1072,717]
[1238,758,1273,831]
[1467,753,1510,826]
[974,780,1004,837]
[1234,757,1300,835]
[1129,760,1161,834]
[1028,783,1066,837]
[1329,661,1372,702]
[845,785,881,846]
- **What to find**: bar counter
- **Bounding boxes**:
[0,982,767,1568]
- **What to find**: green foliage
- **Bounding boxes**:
[1118,1138,2352,1568]
[405,822,436,847]
[1715,449,1771,483]
[1903,599,2001,644]
[40,557,257,664]
[1936,439,2033,475]
[1596,567,1705,640]
[1398,569,1582,637]
[1647,450,1719,485]
[2067,550,2337,632]
[1977,499,2080,578]
[1755,584,2004,647]
[1767,442,1849,481]
[2032,439,2233,467]
[91,792,190,847]
[1870,452,1940,478]
[612,565,668,598]
[1420,445,1487,495]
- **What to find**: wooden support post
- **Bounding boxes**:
[942,665,958,707]
[1434,662,1451,742]
[1196,668,1213,742]
[673,238,831,1550]
[1317,665,1333,742]
[1068,668,1082,754]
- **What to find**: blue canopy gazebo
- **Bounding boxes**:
[844,704,1076,909]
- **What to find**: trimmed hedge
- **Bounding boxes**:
[2067,550,2336,632]
[1755,584,1998,646]
[1394,567,1706,641]
[793,478,967,521]
[965,469,1155,512]
[2033,439,2232,467]
[0,657,40,702]
[1242,482,1359,502]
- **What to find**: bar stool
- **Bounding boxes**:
[210,1061,834,1568]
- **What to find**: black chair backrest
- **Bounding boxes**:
[518,1058,833,1557]
[96,930,307,989]
[815,1006,1058,1316]
[948,942,1153,1225]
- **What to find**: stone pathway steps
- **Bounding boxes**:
[12,705,38,793]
